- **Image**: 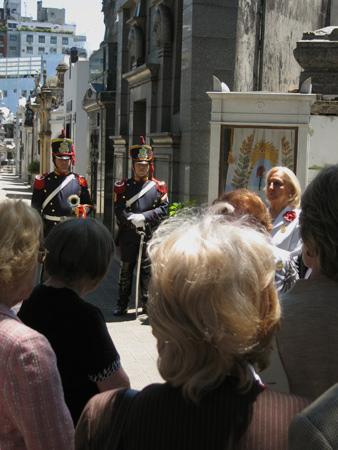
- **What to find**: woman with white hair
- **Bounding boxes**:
[213,189,299,294]
[75,207,311,450]
[265,166,302,259]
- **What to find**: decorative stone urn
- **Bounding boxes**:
[294,26,338,95]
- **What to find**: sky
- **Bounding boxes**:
[21,0,105,55]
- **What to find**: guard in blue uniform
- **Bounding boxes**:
[31,130,93,236]
[113,137,169,316]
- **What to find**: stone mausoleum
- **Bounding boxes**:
[84,0,332,232]
[207,24,338,205]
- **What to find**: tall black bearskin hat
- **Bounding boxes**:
[51,129,76,166]
[130,136,154,178]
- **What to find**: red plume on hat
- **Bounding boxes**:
[51,129,76,166]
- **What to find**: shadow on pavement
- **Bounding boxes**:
[7,193,33,199]
[3,187,32,192]
[84,253,150,325]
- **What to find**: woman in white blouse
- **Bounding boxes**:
[265,166,302,260]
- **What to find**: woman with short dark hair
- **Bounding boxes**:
[19,217,130,425]
[274,164,338,399]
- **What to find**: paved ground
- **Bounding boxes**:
[0,171,164,391]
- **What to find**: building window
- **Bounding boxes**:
[9,46,16,53]
[9,35,17,41]
[8,23,17,29]
[26,35,33,43]
[49,47,56,54]
[50,36,57,44]
[62,37,68,45]
[38,47,45,54]
[27,46,33,54]
[39,35,45,43]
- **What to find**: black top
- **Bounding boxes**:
[122,379,264,449]
[75,377,311,450]
[18,284,120,424]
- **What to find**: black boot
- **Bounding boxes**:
[114,261,135,316]
[113,303,129,316]
[140,258,151,315]
[140,301,148,315]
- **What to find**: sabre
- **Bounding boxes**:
[135,227,146,318]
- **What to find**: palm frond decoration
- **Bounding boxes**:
[281,136,294,169]
[231,134,253,189]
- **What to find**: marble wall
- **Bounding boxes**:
[103,0,331,207]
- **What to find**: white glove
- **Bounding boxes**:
[128,213,145,229]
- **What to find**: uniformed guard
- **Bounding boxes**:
[31,130,94,236]
[113,137,169,316]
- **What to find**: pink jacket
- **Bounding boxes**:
[0,303,74,449]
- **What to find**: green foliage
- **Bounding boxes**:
[309,164,329,170]
[27,160,40,174]
[17,27,73,34]
[47,75,58,87]
[169,200,197,217]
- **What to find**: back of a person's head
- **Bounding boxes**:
[301,164,338,280]
[212,189,273,233]
[44,217,114,283]
[0,200,42,291]
[147,208,280,403]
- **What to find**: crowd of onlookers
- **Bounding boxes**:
[1,164,338,449]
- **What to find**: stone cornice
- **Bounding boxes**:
[123,63,159,87]
[109,135,127,146]
[148,132,181,146]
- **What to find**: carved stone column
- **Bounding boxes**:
[36,70,53,174]
[153,3,173,131]
[29,102,41,167]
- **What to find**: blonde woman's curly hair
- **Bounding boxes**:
[0,200,43,292]
[147,206,280,404]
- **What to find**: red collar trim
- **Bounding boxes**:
[134,176,148,183]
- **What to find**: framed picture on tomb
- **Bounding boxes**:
[219,125,298,202]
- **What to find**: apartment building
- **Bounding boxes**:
[3,0,86,58]
[0,0,87,111]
